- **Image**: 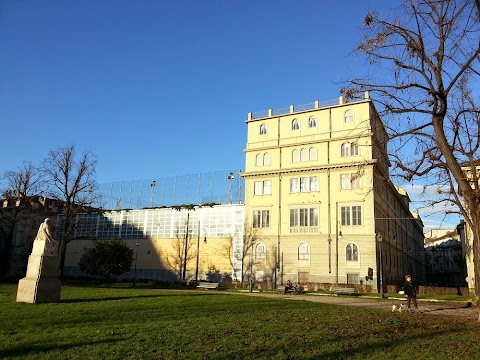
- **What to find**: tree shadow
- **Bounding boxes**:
[60,291,226,303]
[0,338,121,359]
[60,294,162,303]
[422,303,473,313]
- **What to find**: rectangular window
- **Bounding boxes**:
[254,180,271,195]
[290,207,319,227]
[341,174,350,189]
[341,174,360,189]
[263,180,271,195]
[309,208,319,226]
[341,206,362,226]
[253,210,261,228]
[253,210,270,228]
[290,176,318,193]
[261,210,270,228]
[254,181,263,195]
[341,206,351,226]
[351,142,359,156]
[299,208,308,226]
[310,176,319,191]
[290,209,298,227]
[351,174,360,189]
[300,177,309,192]
[290,178,299,193]
[341,144,350,157]
[352,206,362,225]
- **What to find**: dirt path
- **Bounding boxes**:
[228,291,478,321]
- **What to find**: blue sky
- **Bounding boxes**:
[0,1,458,230]
[0,0,392,181]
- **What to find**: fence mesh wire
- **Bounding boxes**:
[95,169,244,210]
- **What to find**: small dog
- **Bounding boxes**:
[392,303,406,312]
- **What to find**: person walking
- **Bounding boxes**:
[404,275,420,312]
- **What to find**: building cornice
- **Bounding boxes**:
[241,160,377,178]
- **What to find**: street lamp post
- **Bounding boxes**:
[328,235,332,274]
[150,180,156,207]
[335,222,343,287]
[133,240,140,287]
[248,254,253,293]
[227,172,235,204]
[195,225,207,285]
[377,233,384,298]
[335,202,343,287]
[182,212,190,282]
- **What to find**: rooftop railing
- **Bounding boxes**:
[248,92,370,120]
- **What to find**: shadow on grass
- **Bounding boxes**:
[60,291,226,303]
[422,303,473,313]
[224,322,468,360]
[311,326,467,360]
[61,294,163,303]
[0,338,121,359]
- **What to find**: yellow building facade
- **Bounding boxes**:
[63,205,245,283]
[242,94,425,289]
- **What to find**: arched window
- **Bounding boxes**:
[344,110,354,123]
[300,148,309,162]
[260,123,267,135]
[292,118,299,130]
[341,143,350,157]
[351,142,359,156]
[255,153,262,167]
[346,243,358,261]
[308,116,317,128]
[309,147,317,161]
[255,243,266,260]
[263,152,271,166]
[298,243,310,260]
[292,149,300,162]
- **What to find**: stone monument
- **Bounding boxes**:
[16,218,62,303]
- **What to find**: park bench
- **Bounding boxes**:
[277,284,305,294]
[197,281,219,290]
[330,287,356,295]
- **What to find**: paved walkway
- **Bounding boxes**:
[229,291,479,322]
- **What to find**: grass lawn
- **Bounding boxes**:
[1,284,479,359]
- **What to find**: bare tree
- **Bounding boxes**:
[343,0,480,312]
[42,145,97,275]
[0,162,44,276]
[163,228,196,281]
[2,162,44,198]
[221,224,259,284]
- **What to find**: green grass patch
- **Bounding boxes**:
[1,284,479,359]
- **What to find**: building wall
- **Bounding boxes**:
[64,204,245,282]
[64,236,234,282]
[243,95,425,289]
[424,236,467,287]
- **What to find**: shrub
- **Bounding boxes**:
[79,239,134,280]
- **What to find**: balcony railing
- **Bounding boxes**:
[248,92,370,120]
[290,226,319,234]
